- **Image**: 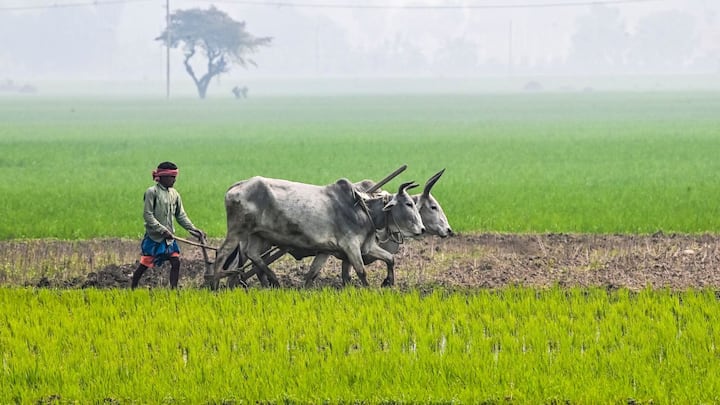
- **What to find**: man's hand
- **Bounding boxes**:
[161,230,174,240]
[189,228,206,240]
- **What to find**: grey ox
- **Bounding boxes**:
[209,177,425,288]
[303,169,453,287]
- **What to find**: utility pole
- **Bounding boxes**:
[314,25,320,74]
[166,0,171,99]
[507,20,513,76]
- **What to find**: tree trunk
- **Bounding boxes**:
[197,78,210,99]
[183,47,224,100]
[183,48,210,100]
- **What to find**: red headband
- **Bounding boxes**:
[153,168,179,181]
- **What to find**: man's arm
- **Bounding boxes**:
[174,192,204,238]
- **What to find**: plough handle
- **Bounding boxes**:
[173,235,218,251]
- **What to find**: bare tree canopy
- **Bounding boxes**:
[156,6,272,99]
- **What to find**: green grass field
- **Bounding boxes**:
[1,91,720,239]
[3,287,720,404]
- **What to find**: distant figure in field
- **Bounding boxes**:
[131,161,206,289]
[232,85,248,99]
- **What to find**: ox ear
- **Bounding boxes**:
[423,169,445,197]
[398,181,419,195]
[382,197,397,212]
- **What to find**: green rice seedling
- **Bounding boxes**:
[3,287,720,403]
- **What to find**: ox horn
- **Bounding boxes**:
[422,168,446,197]
[399,181,419,194]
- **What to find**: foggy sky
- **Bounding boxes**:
[0,0,718,93]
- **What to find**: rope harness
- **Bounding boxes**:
[355,191,404,245]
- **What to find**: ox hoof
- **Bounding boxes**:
[202,275,221,291]
[381,278,394,288]
[227,276,248,290]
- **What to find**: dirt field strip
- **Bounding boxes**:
[2,233,719,291]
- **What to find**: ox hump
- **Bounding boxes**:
[333,178,355,194]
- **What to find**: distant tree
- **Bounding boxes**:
[156,6,271,99]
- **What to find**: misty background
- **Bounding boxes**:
[1,0,719,96]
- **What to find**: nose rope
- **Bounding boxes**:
[387,212,404,244]
[357,192,407,245]
[377,194,405,245]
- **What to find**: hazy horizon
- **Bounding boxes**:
[1,0,718,96]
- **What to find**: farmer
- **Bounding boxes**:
[131,161,205,289]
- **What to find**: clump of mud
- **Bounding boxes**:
[4,233,720,291]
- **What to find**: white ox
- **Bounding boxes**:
[303,169,453,287]
[210,177,425,287]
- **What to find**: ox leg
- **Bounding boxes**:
[340,261,353,286]
[345,251,369,287]
[364,245,396,287]
[247,258,279,287]
[341,255,380,286]
[241,246,284,287]
[304,254,330,288]
[226,274,247,290]
[255,264,271,288]
[211,236,245,289]
[257,247,287,287]
[239,263,270,288]
[381,262,395,287]
[235,262,270,287]
[245,236,281,288]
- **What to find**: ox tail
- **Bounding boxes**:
[223,245,240,270]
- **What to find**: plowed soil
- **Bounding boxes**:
[5,233,720,291]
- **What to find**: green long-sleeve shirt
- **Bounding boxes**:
[143,183,196,242]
